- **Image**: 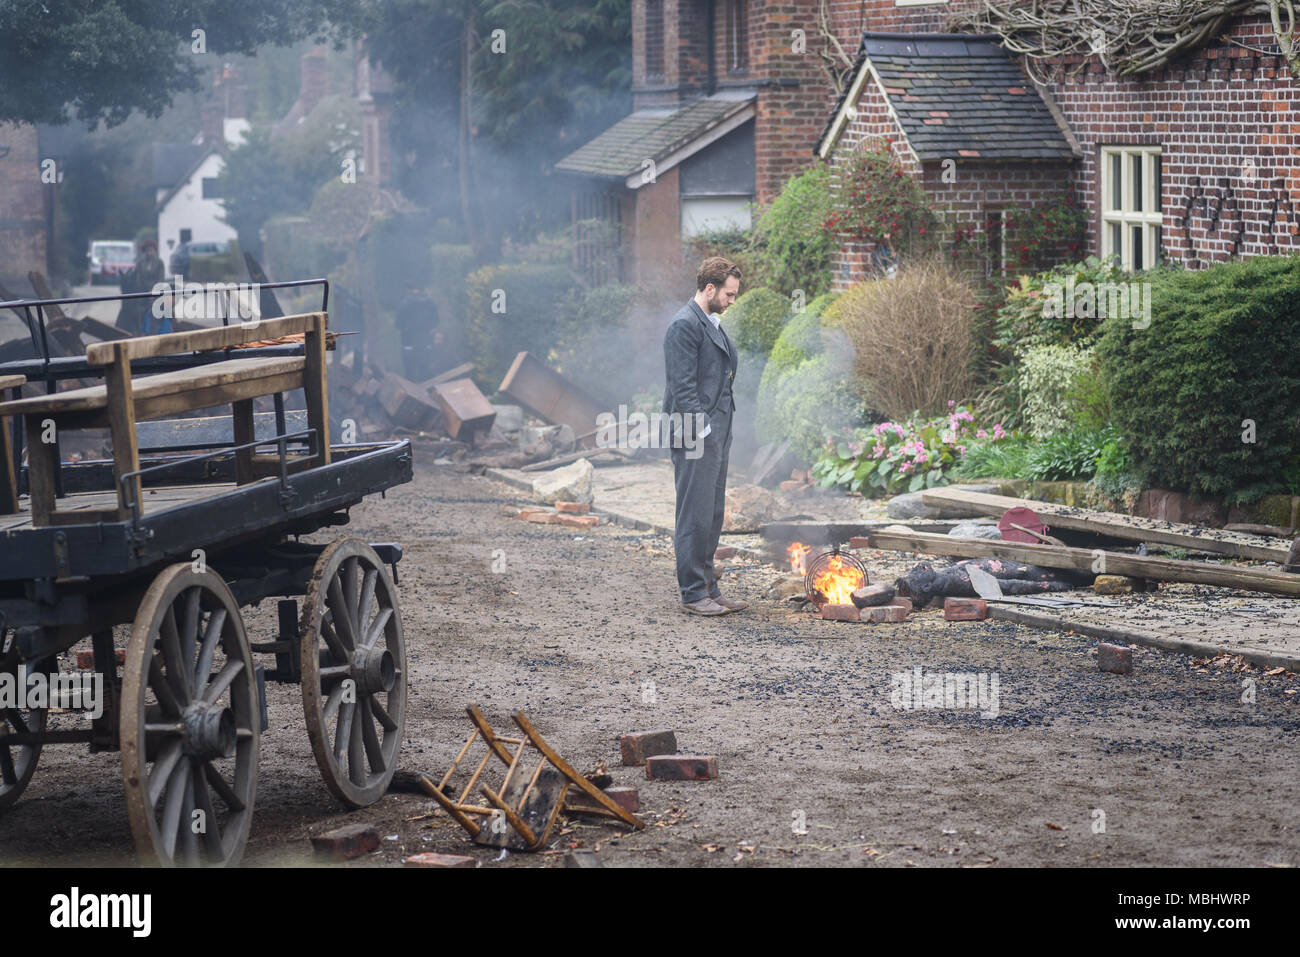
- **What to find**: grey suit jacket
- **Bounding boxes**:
[662,299,738,448]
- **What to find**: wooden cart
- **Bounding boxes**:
[0,289,412,866]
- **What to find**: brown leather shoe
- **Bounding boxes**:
[713,594,749,611]
[682,597,729,616]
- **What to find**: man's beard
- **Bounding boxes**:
[706,291,727,313]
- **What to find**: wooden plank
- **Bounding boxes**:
[24,413,56,526]
[27,272,68,323]
[986,604,1300,672]
[920,487,1288,563]
[232,399,255,485]
[302,312,330,466]
[104,342,140,520]
[0,357,306,416]
[498,351,604,445]
[0,374,22,514]
[421,363,474,389]
[85,312,320,365]
[378,373,437,430]
[431,377,495,441]
[47,508,124,526]
[0,375,25,391]
[861,529,1300,598]
[518,446,623,472]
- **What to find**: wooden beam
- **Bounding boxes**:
[301,312,331,466]
[920,487,1288,563]
[85,313,321,365]
[860,529,1300,598]
[232,399,255,485]
[24,413,56,526]
[104,342,141,521]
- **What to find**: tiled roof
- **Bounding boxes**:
[556,95,755,179]
[818,33,1075,162]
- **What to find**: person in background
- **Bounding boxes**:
[115,238,165,335]
[395,282,440,382]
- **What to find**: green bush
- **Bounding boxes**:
[994,255,1126,352]
[756,353,861,465]
[1097,255,1300,502]
[549,282,642,409]
[1023,426,1115,481]
[951,434,1034,480]
[1018,342,1100,438]
[722,287,791,357]
[764,293,836,379]
[749,164,836,299]
[464,263,580,389]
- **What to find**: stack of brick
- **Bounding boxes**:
[507,502,600,529]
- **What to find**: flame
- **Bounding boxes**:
[811,554,866,607]
[787,542,812,574]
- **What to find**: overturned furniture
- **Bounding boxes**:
[421,705,644,851]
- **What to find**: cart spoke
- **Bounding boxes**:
[370,695,397,733]
[320,618,349,664]
[194,607,226,687]
[360,697,385,774]
[348,703,366,785]
[159,758,190,858]
[358,568,377,638]
[0,743,15,786]
[200,659,245,706]
[203,762,245,812]
[180,770,199,867]
[4,709,28,735]
[191,763,224,861]
[181,587,201,675]
[363,607,392,650]
[147,740,184,808]
[327,578,357,650]
[322,681,344,725]
[342,557,360,630]
[334,699,355,762]
[147,653,182,716]
[160,607,192,703]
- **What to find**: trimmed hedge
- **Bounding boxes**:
[1097,255,1300,502]
[465,263,580,388]
[721,287,790,356]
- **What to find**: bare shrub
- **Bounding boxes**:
[837,258,977,419]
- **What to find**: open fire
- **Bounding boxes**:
[787,543,867,607]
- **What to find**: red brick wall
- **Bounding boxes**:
[0,123,49,290]
[1044,14,1300,265]
[632,166,683,287]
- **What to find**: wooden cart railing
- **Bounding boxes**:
[0,313,330,525]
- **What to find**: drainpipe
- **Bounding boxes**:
[706,0,716,95]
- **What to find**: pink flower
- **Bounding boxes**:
[956,444,967,453]
[872,444,885,458]
[899,461,912,473]
[977,429,988,439]
[948,400,955,408]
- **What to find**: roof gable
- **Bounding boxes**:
[818,33,1077,163]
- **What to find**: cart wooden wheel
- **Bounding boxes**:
[121,564,260,867]
[300,538,406,808]
[0,629,52,815]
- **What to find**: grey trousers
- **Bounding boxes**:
[671,412,732,603]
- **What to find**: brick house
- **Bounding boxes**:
[817,1,1300,287]
[555,0,839,287]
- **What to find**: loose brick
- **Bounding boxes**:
[861,603,908,623]
[516,507,550,519]
[1097,643,1134,675]
[887,597,913,616]
[851,584,894,607]
[526,511,561,524]
[311,824,380,861]
[555,501,590,514]
[819,603,861,622]
[779,480,803,492]
[619,729,678,766]
[403,852,476,868]
[944,598,988,621]
[559,514,599,528]
[645,754,718,781]
[713,545,735,560]
[564,850,603,868]
[604,786,640,813]
[75,649,125,669]
[1093,574,1134,595]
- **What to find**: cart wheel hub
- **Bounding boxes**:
[182,703,236,761]
[352,646,395,695]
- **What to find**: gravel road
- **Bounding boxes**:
[2,459,1297,867]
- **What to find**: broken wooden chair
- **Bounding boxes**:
[420,704,643,851]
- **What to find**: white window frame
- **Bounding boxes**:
[1100,145,1162,271]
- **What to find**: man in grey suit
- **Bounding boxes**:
[662,257,749,616]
